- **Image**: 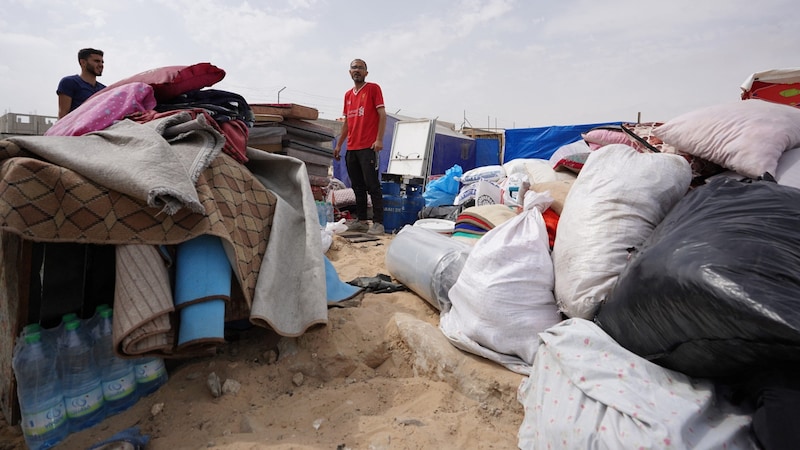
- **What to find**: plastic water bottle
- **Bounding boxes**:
[86,304,111,342]
[134,356,168,396]
[46,312,79,349]
[57,318,106,432]
[13,330,68,450]
[315,200,327,226]
[21,323,42,336]
[15,323,42,355]
[94,308,139,415]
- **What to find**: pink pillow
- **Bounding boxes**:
[653,99,800,179]
[581,128,632,150]
[45,82,156,136]
[105,63,226,101]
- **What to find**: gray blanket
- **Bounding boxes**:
[8,112,223,215]
[244,148,327,336]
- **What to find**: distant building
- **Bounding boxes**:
[0,112,57,137]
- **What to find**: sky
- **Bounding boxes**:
[1,0,798,130]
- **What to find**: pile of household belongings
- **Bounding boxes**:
[247,103,336,201]
[389,69,800,449]
[0,63,329,358]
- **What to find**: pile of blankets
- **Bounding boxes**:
[1,80,328,358]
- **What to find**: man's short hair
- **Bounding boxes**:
[351,59,368,70]
[78,48,104,61]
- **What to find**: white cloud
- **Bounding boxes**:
[1,0,798,127]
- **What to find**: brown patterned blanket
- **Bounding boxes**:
[0,138,278,356]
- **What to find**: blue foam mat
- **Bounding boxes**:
[174,234,231,305]
[174,235,231,345]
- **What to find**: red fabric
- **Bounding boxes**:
[751,83,800,108]
[553,153,589,174]
[342,82,384,150]
[129,108,249,164]
[543,208,559,249]
[105,63,226,102]
[218,120,249,163]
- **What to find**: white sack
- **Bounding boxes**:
[458,164,506,184]
[440,190,562,375]
[548,139,592,166]
[474,179,503,206]
[503,157,576,185]
[454,182,477,205]
[552,144,691,319]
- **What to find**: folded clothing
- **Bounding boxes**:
[453,222,487,235]
[455,204,518,232]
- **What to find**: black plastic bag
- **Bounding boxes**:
[417,201,471,222]
[596,177,800,378]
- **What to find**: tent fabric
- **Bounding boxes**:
[430,131,476,176]
[503,121,621,163]
[475,138,500,168]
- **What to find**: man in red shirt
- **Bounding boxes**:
[333,58,387,235]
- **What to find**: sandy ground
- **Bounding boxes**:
[0,233,525,450]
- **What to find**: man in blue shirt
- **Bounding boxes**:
[56,48,106,118]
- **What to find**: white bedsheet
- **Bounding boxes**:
[517,319,756,449]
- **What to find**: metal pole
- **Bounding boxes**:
[277,86,286,103]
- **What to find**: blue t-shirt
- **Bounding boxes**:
[56,75,106,112]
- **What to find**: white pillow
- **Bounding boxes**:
[523,159,558,184]
[548,140,591,165]
[653,99,800,179]
[503,158,537,177]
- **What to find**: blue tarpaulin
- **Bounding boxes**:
[430,127,476,176]
[475,138,500,167]
[503,121,622,163]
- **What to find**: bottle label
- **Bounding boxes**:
[64,386,104,418]
[102,370,137,401]
[135,359,166,383]
[20,402,66,437]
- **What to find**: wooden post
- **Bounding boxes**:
[0,232,31,425]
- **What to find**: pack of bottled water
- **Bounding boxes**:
[13,306,168,449]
